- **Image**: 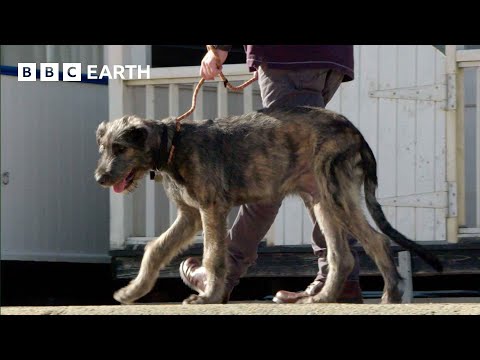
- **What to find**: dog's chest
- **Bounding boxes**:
[162,174,200,208]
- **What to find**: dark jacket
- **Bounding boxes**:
[213,45,354,82]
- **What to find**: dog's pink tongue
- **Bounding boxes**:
[113,178,127,193]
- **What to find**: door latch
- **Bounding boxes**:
[2,172,9,185]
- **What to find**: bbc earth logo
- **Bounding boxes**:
[17,63,151,81]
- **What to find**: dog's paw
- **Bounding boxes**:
[182,294,223,305]
[295,296,315,304]
[113,285,139,305]
[309,293,336,303]
[380,292,403,304]
[182,294,206,305]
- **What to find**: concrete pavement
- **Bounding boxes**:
[2,299,480,315]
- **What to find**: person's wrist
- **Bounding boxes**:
[208,45,230,65]
[214,50,228,65]
[211,45,232,52]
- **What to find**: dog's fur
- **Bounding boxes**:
[95,106,443,305]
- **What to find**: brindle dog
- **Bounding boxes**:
[95,106,442,305]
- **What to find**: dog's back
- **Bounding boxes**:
[167,106,364,206]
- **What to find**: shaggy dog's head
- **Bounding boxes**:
[94,115,155,194]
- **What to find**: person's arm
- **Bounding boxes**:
[200,45,231,80]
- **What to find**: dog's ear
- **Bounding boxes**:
[123,126,148,149]
[120,115,132,125]
[96,121,108,145]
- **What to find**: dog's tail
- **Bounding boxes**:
[360,139,443,273]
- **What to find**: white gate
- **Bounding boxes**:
[274,45,452,245]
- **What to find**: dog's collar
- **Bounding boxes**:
[149,124,169,179]
[150,123,181,180]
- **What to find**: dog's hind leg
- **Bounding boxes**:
[323,189,403,304]
[113,204,202,304]
[299,189,356,304]
[298,202,354,303]
[346,216,403,304]
[183,205,229,305]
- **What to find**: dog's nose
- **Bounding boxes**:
[96,173,111,186]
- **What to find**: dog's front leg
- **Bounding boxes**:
[114,205,201,304]
[183,205,229,305]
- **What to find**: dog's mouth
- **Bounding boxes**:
[113,169,136,193]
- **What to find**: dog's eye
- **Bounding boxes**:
[113,144,127,155]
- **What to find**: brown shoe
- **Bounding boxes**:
[179,257,232,303]
[273,279,364,304]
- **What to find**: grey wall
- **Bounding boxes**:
[1,75,110,262]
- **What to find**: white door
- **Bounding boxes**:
[274,45,450,245]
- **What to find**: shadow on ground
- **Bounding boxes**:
[2,261,479,306]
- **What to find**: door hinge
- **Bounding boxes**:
[446,73,456,110]
[369,83,446,102]
[448,181,457,217]
[378,191,447,208]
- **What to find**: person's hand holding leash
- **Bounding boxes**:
[200,48,228,80]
